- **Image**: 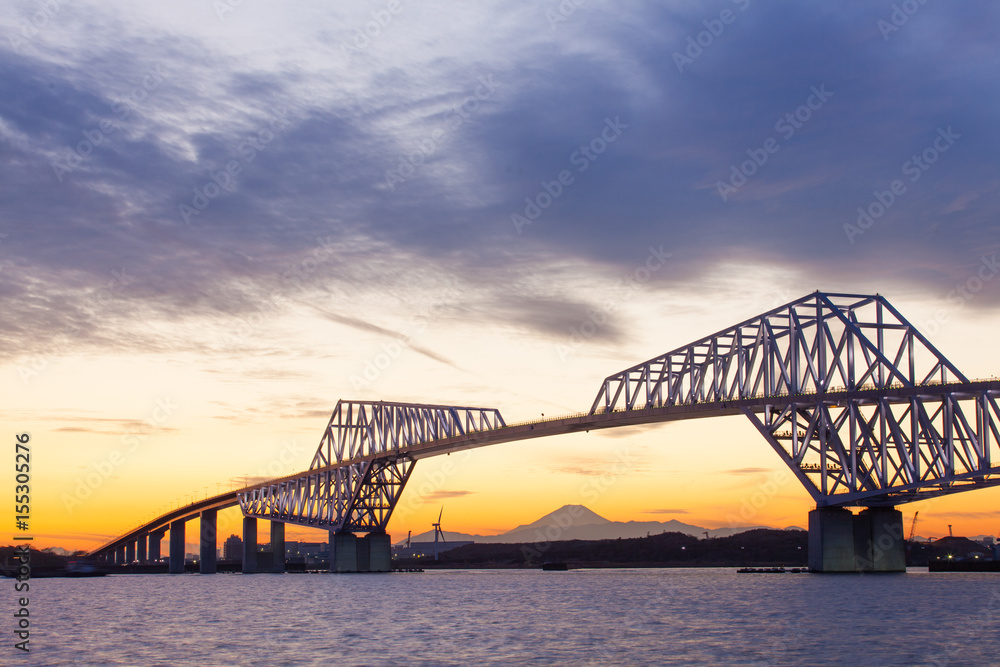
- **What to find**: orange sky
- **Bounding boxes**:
[5,287,1000,553]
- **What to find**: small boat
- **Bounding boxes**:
[541,562,569,571]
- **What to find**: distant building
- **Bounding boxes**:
[285,541,328,564]
[393,541,473,559]
[223,534,243,561]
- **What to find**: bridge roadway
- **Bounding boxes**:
[89,379,1000,567]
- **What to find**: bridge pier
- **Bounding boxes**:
[855,508,906,572]
[149,529,164,563]
[367,533,391,572]
[809,507,904,573]
[169,520,186,574]
[330,532,357,573]
[125,541,135,564]
[356,535,371,572]
[270,521,285,573]
[115,545,125,565]
[325,532,390,573]
[137,534,147,563]
[200,510,217,574]
[242,517,258,574]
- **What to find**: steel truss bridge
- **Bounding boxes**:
[92,292,1000,561]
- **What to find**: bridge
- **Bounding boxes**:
[90,292,1000,573]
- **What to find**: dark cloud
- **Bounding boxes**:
[2,1,1000,364]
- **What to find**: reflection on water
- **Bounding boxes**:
[32,568,1000,665]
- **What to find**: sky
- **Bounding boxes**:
[2,0,1000,553]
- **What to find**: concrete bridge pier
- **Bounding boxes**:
[115,545,125,565]
[808,507,905,573]
[125,541,135,564]
[330,532,357,573]
[367,533,392,572]
[169,520,186,574]
[356,535,371,572]
[242,517,258,574]
[200,510,217,574]
[327,532,390,573]
[855,508,906,572]
[149,530,164,563]
[270,521,285,573]
[137,534,147,563]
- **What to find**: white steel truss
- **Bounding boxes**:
[240,401,505,532]
[745,388,1000,506]
[309,401,506,469]
[590,292,965,413]
[590,292,1000,506]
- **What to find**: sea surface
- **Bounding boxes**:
[23,567,1000,666]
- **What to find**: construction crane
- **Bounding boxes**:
[404,530,411,548]
[908,512,919,542]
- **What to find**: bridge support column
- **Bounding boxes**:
[149,530,164,563]
[125,541,135,564]
[367,533,391,573]
[137,534,147,563]
[330,532,357,573]
[809,508,855,572]
[200,510,217,574]
[356,535,371,572]
[242,517,258,574]
[809,507,905,573]
[270,521,285,573]
[855,508,905,572]
[115,546,125,565]
[169,520,185,574]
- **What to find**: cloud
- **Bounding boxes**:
[50,418,178,436]
[2,0,1000,369]
[421,490,475,501]
[592,423,665,439]
[932,511,1000,520]
[643,508,690,515]
[722,467,774,476]
[550,456,652,477]
[313,309,461,369]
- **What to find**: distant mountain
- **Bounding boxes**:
[397,505,770,545]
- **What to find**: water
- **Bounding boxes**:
[26,568,1000,666]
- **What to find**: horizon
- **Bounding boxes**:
[3,1,1000,554]
[11,500,996,556]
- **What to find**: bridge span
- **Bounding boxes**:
[90,292,1000,573]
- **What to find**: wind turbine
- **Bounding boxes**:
[432,507,446,560]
